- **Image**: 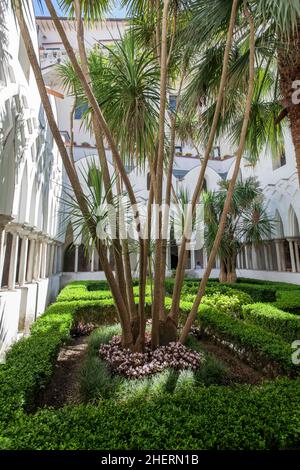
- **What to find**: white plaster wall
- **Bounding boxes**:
[0,1,65,360]
[0,290,22,362]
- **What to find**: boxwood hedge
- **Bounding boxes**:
[242,303,300,342]
[0,280,300,450]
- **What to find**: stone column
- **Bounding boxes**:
[252,244,258,270]
[18,235,29,287]
[288,238,297,273]
[0,215,12,287]
[74,244,79,273]
[267,242,273,271]
[294,240,300,272]
[40,240,48,279]
[245,245,249,269]
[90,247,95,272]
[26,238,36,283]
[8,231,19,290]
[263,244,269,271]
[274,239,283,271]
[0,228,7,288]
[49,243,55,277]
[33,239,43,281]
[190,247,195,270]
[203,248,207,269]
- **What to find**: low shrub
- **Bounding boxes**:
[3,379,300,450]
[274,290,300,314]
[1,280,300,450]
[242,303,300,342]
[202,291,252,316]
[199,307,298,376]
[237,278,300,290]
[230,283,277,302]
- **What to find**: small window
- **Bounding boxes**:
[22,95,28,108]
[0,63,6,86]
[280,152,286,167]
[8,65,16,83]
[27,119,33,134]
[169,95,177,112]
[14,95,21,113]
[31,143,36,161]
[212,146,221,159]
[273,151,287,170]
[20,123,26,146]
[75,103,88,120]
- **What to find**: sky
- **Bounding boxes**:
[32,0,127,18]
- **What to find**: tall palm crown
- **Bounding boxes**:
[181,0,300,171]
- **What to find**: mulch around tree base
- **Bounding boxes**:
[35,335,265,410]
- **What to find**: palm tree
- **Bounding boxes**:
[204,178,273,284]
[184,0,300,182]
[13,0,256,347]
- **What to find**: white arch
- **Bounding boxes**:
[274,209,285,239]
[288,205,300,237]
[29,179,37,226]
[17,162,28,223]
[183,164,221,193]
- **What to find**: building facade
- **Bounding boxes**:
[0,2,64,360]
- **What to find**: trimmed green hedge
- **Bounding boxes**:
[59,278,298,306]
[2,379,300,450]
[1,280,300,450]
[199,308,298,376]
[242,303,300,342]
[274,290,300,315]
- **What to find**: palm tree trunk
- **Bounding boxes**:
[151,0,170,348]
[73,1,135,331]
[219,259,227,283]
[167,0,240,326]
[14,0,134,349]
[44,2,145,282]
[180,4,255,343]
[227,255,237,283]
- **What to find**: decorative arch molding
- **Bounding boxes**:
[183,165,221,193]
[16,161,28,223]
[288,205,300,238]
[274,209,285,239]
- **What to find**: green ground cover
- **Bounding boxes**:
[0,278,299,450]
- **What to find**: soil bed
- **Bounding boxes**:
[199,337,265,385]
[36,336,89,409]
[35,334,267,410]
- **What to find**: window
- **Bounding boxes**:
[169,95,177,112]
[75,103,88,120]
[27,119,33,134]
[273,151,287,170]
[8,65,16,83]
[280,152,286,167]
[14,95,21,113]
[212,146,221,159]
[0,63,6,86]
[22,95,28,108]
